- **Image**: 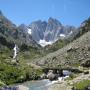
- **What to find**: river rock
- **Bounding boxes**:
[47,70,57,81]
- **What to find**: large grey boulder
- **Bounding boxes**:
[47,70,57,81]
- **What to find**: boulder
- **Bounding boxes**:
[47,70,58,81]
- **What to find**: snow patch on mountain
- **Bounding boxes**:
[28,28,32,34]
[38,39,53,47]
[59,34,65,37]
[69,31,73,35]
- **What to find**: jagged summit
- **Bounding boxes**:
[48,17,62,25]
[19,17,76,47]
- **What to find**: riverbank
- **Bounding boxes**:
[20,77,67,90]
[48,82,72,90]
[48,73,90,90]
[21,76,70,90]
[1,70,90,90]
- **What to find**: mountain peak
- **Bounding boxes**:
[48,17,62,25]
[48,17,56,22]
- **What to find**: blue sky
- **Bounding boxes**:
[0,0,90,27]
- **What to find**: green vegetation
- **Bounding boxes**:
[20,44,45,60]
[0,46,43,86]
[0,60,43,85]
[1,65,42,84]
[45,39,69,52]
[74,80,90,90]
[65,73,77,81]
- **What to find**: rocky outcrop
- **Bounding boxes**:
[34,30,90,68]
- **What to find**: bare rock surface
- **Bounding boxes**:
[34,31,90,68]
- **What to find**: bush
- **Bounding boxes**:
[74,80,90,90]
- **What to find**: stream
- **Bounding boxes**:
[22,77,63,90]
[23,79,51,90]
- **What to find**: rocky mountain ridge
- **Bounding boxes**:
[19,18,77,47]
[0,11,41,49]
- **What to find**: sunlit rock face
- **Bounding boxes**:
[19,18,76,47]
